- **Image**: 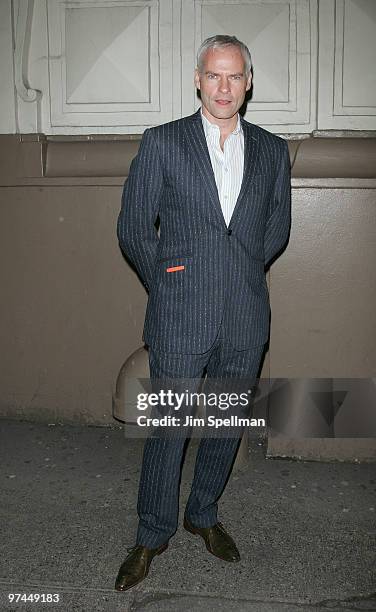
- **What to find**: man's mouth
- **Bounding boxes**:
[215,99,232,106]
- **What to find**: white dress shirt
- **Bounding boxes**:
[201,110,244,227]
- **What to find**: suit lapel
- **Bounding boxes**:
[183,110,225,227]
[228,118,260,228]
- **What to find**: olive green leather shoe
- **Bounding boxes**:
[114,542,168,592]
[183,517,240,562]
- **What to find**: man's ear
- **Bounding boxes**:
[194,69,201,90]
[246,72,252,91]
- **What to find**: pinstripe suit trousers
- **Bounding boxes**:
[136,319,265,548]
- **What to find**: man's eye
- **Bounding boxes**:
[207,74,217,79]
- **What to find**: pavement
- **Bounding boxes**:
[0,418,375,612]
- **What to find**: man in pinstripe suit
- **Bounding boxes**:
[115,35,291,591]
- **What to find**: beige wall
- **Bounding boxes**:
[0,183,146,423]
[0,136,375,446]
[270,186,376,378]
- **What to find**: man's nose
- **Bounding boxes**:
[218,77,230,93]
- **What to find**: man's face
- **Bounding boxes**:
[194,45,252,123]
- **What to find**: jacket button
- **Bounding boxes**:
[227,229,232,236]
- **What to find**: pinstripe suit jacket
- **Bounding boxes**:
[117,109,291,354]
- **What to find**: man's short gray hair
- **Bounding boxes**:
[197,35,252,76]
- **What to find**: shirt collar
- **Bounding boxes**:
[200,109,242,136]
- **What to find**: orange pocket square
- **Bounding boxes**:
[166,265,185,273]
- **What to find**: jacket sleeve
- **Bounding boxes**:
[117,128,163,291]
[264,140,291,268]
